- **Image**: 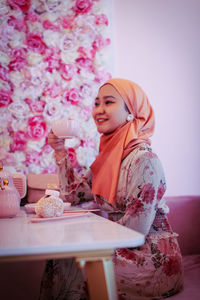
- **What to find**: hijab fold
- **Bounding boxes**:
[90,78,155,205]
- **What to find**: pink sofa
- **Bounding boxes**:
[1,194,200,300]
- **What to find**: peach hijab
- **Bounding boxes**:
[90,78,155,205]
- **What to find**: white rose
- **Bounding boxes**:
[26,52,43,66]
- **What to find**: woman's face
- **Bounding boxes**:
[92,84,129,134]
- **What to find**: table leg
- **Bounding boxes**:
[77,255,118,300]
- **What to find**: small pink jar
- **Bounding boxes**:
[0,167,21,218]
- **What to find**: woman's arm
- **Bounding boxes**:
[117,152,166,235]
[48,130,95,206]
[57,155,95,205]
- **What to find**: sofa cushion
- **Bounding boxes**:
[169,254,200,299]
[166,196,200,255]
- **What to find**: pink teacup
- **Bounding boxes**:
[51,119,80,138]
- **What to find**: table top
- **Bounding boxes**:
[0,208,145,260]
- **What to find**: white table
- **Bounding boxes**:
[0,208,145,300]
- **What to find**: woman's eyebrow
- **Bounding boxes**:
[95,95,116,101]
[103,95,116,99]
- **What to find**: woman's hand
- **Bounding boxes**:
[48,130,66,162]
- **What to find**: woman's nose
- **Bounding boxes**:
[96,103,105,113]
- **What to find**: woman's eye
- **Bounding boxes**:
[105,100,114,105]
[94,102,99,107]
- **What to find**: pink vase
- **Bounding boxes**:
[0,167,21,218]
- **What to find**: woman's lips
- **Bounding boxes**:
[96,118,108,124]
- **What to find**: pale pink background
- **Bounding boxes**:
[113,0,200,196]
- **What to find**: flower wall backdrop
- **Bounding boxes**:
[0,0,113,175]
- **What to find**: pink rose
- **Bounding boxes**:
[44,47,61,73]
[10,131,27,152]
[25,98,46,113]
[73,0,93,14]
[25,10,39,22]
[42,164,57,174]
[78,46,95,59]
[26,151,41,165]
[67,148,78,168]
[42,20,60,32]
[26,33,46,54]
[76,57,93,72]
[95,14,109,26]
[157,181,166,201]
[61,15,74,29]
[43,82,61,98]
[0,65,9,82]
[62,88,81,105]
[81,138,95,148]
[27,115,47,140]
[42,144,53,154]
[94,69,112,84]
[9,57,27,71]
[7,16,27,32]
[92,36,111,51]
[140,183,155,204]
[0,89,13,107]
[7,0,31,13]
[60,64,77,81]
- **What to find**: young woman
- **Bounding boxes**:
[39,78,183,300]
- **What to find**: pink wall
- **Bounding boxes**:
[113,0,200,196]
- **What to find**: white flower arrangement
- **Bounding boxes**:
[0,0,112,175]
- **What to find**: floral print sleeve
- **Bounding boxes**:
[57,155,95,206]
[117,149,167,235]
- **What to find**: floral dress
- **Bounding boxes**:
[39,145,183,300]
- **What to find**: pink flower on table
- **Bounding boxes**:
[0,65,9,82]
[26,33,46,55]
[76,57,93,72]
[67,148,78,168]
[26,151,41,165]
[7,16,27,32]
[10,130,27,152]
[60,64,77,81]
[73,0,93,14]
[27,115,47,140]
[0,89,13,107]
[7,0,31,13]
[140,183,155,204]
[157,181,166,201]
[25,98,46,113]
[163,256,182,276]
[95,14,109,26]
[42,20,60,32]
[62,88,81,105]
